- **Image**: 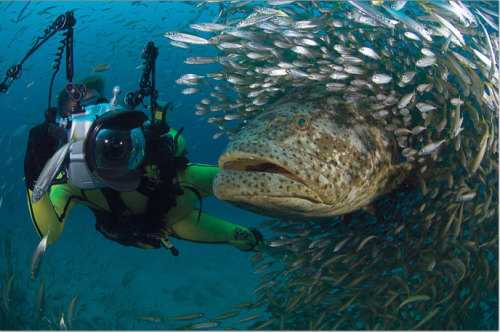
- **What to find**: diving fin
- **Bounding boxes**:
[32,142,71,203]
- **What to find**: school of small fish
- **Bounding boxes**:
[166,0,498,329]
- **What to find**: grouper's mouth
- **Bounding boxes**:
[220,154,308,188]
[215,152,337,217]
[214,151,322,204]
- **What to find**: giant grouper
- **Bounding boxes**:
[213,96,413,218]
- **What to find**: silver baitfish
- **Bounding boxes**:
[31,234,49,280]
[164,32,211,45]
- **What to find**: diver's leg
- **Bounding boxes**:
[26,183,81,245]
[170,210,263,251]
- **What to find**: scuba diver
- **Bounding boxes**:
[1,12,264,257]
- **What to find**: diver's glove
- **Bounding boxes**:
[232,227,265,252]
[247,227,265,252]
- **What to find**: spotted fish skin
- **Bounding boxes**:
[214,96,411,218]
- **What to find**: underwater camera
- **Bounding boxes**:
[31,88,150,203]
[66,99,148,191]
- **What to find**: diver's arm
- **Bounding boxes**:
[180,164,219,197]
[167,127,219,197]
[171,210,262,251]
[168,128,187,157]
[26,184,80,245]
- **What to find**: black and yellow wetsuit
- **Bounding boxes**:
[25,127,262,251]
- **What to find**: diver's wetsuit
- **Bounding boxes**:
[24,127,261,251]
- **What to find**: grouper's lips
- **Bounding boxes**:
[220,153,307,186]
[215,151,322,205]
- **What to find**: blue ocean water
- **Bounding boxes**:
[0,1,498,330]
[0,2,265,329]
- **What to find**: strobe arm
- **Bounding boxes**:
[0,12,76,94]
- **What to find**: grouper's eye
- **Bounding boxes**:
[294,115,310,131]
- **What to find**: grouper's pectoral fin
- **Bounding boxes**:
[383,162,413,195]
[362,204,377,216]
[340,204,380,225]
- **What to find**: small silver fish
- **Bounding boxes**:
[411,126,426,135]
[237,13,272,28]
[433,13,465,46]
[255,7,288,17]
[373,110,390,119]
[416,56,436,68]
[224,114,242,121]
[400,71,416,84]
[32,143,71,203]
[457,192,476,202]
[189,321,220,330]
[326,82,347,91]
[359,47,380,60]
[451,51,477,70]
[164,32,210,45]
[418,140,446,156]
[178,73,203,81]
[274,40,292,48]
[372,73,392,84]
[344,65,365,75]
[402,148,418,157]
[416,102,436,113]
[268,68,288,76]
[391,0,407,10]
[294,20,318,29]
[182,88,199,95]
[348,0,397,28]
[330,72,349,80]
[213,132,224,140]
[291,45,313,57]
[184,56,218,65]
[67,295,78,328]
[247,52,269,60]
[218,42,243,49]
[386,8,432,41]
[297,38,319,47]
[190,22,227,32]
[416,83,432,93]
[471,48,492,69]
[92,63,110,72]
[59,313,67,330]
[421,48,435,57]
[227,75,246,85]
[470,128,489,174]
[267,0,295,5]
[31,234,48,280]
[395,128,412,136]
[226,29,257,40]
[398,92,415,109]
[404,31,420,41]
[170,41,189,49]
